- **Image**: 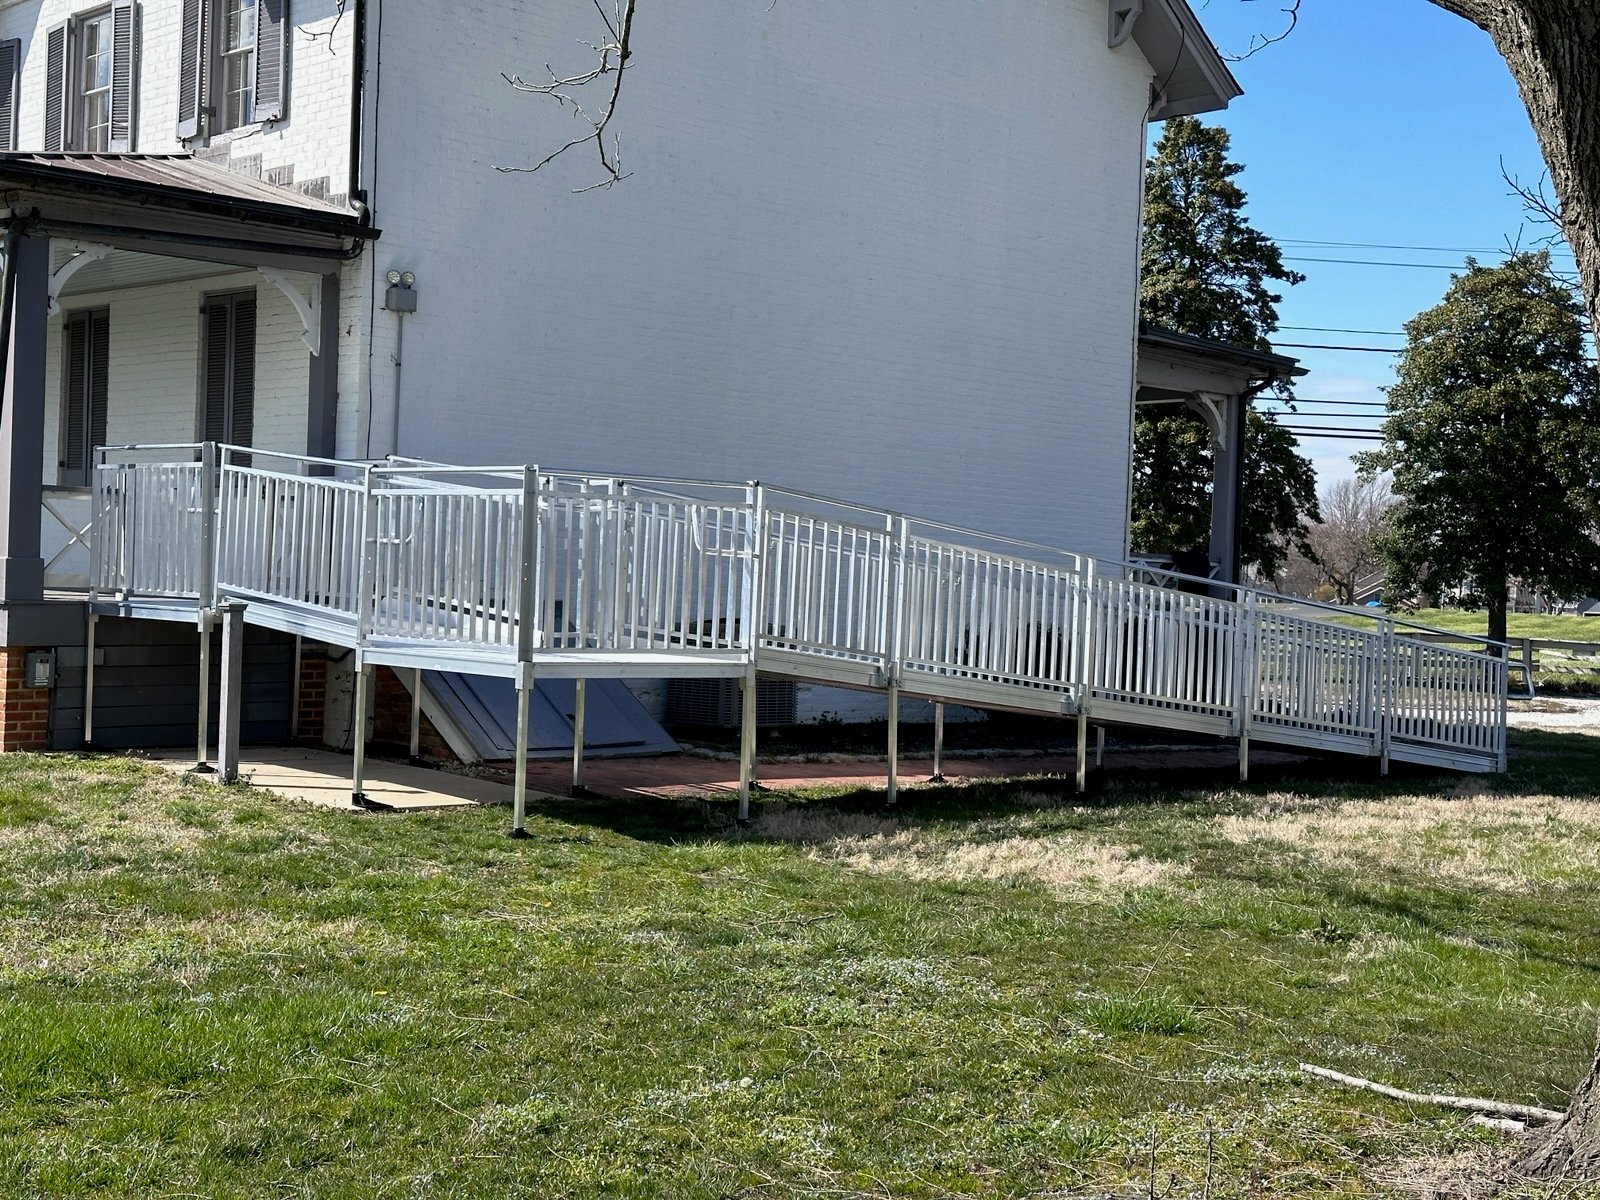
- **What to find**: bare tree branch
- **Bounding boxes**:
[1218,0,1301,62]
[497,0,637,191]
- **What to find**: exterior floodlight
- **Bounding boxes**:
[385,269,402,285]
[400,271,416,288]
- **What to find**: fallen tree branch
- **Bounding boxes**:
[1299,1063,1565,1125]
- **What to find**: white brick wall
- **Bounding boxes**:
[42,268,315,480]
[360,0,1154,561]
[1,0,353,193]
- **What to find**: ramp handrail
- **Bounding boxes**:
[87,443,1509,774]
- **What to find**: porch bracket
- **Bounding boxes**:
[1185,391,1230,452]
[46,243,115,317]
[258,268,323,356]
[1108,0,1143,46]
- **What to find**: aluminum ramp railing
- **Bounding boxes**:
[85,444,1509,826]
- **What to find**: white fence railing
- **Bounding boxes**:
[85,443,1508,772]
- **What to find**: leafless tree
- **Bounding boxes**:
[1306,476,1391,606]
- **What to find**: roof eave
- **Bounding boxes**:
[0,155,379,241]
[1135,0,1244,121]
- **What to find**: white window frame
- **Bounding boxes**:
[73,8,114,152]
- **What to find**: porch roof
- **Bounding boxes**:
[0,152,379,244]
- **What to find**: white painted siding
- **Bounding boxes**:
[359,0,1155,561]
[42,268,314,481]
[0,0,353,196]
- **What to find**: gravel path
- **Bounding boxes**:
[1507,697,1600,731]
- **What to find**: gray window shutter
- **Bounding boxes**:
[176,0,205,139]
[202,292,256,450]
[108,0,137,152]
[0,39,20,152]
[202,299,229,443]
[63,311,109,487]
[230,292,256,444]
[252,0,287,124]
[43,22,68,151]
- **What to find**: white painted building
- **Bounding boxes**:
[0,0,1246,751]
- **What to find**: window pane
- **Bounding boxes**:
[225,0,256,54]
[80,14,112,151]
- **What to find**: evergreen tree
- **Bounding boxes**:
[1357,251,1600,645]
[1133,117,1318,579]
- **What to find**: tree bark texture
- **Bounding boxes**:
[1420,6,1600,1172]
[1427,2,1600,338]
[1518,1041,1600,1179]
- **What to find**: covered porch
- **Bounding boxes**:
[1133,324,1305,585]
[0,152,374,750]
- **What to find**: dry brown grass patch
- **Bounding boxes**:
[752,805,1185,895]
[1217,789,1600,892]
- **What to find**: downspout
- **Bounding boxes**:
[1124,109,1152,562]
[359,0,385,460]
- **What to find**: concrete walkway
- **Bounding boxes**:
[152,747,519,811]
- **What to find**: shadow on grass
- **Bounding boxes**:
[507,727,1600,849]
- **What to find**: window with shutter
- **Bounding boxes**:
[44,7,140,152]
[0,40,20,152]
[200,291,257,450]
[61,309,110,488]
[178,0,289,140]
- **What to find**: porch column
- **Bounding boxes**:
[1213,391,1246,585]
[0,232,50,604]
[1189,390,1246,586]
[306,271,340,461]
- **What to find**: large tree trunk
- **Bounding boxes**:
[1487,587,1508,647]
[1519,1039,1600,1179]
[1427,2,1600,339]
[1420,4,1600,1172]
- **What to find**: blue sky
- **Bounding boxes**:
[1180,0,1574,489]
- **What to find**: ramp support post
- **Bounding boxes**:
[570,677,587,795]
[1096,724,1106,768]
[194,616,214,773]
[409,667,423,761]
[510,666,532,838]
[1075,710,1089,794]
[290,635,303,740]
[737,671,757,824]
[217,601,246,784]
[83,612,98,746]
[886,683,900,807]
[930,701,945,782]
[1238,732,1250,784]
[351,663,371,808]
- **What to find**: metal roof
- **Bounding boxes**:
[1139,323,1306,377]
[0,152,374,237]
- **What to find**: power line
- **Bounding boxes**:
[1262,398,1388,407]
[1284,256,1501,271]
[1273,342,1401,353]
[1279,325,1406,336]
[1280,237,1576,260]
[1282,429,1385,441]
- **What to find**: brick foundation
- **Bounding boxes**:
[371,667,454,762]
[296,653,327,744]
[0,647,52,752]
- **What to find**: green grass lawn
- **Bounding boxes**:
[3,741,1600,1197]
[1393,608,1600,643]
